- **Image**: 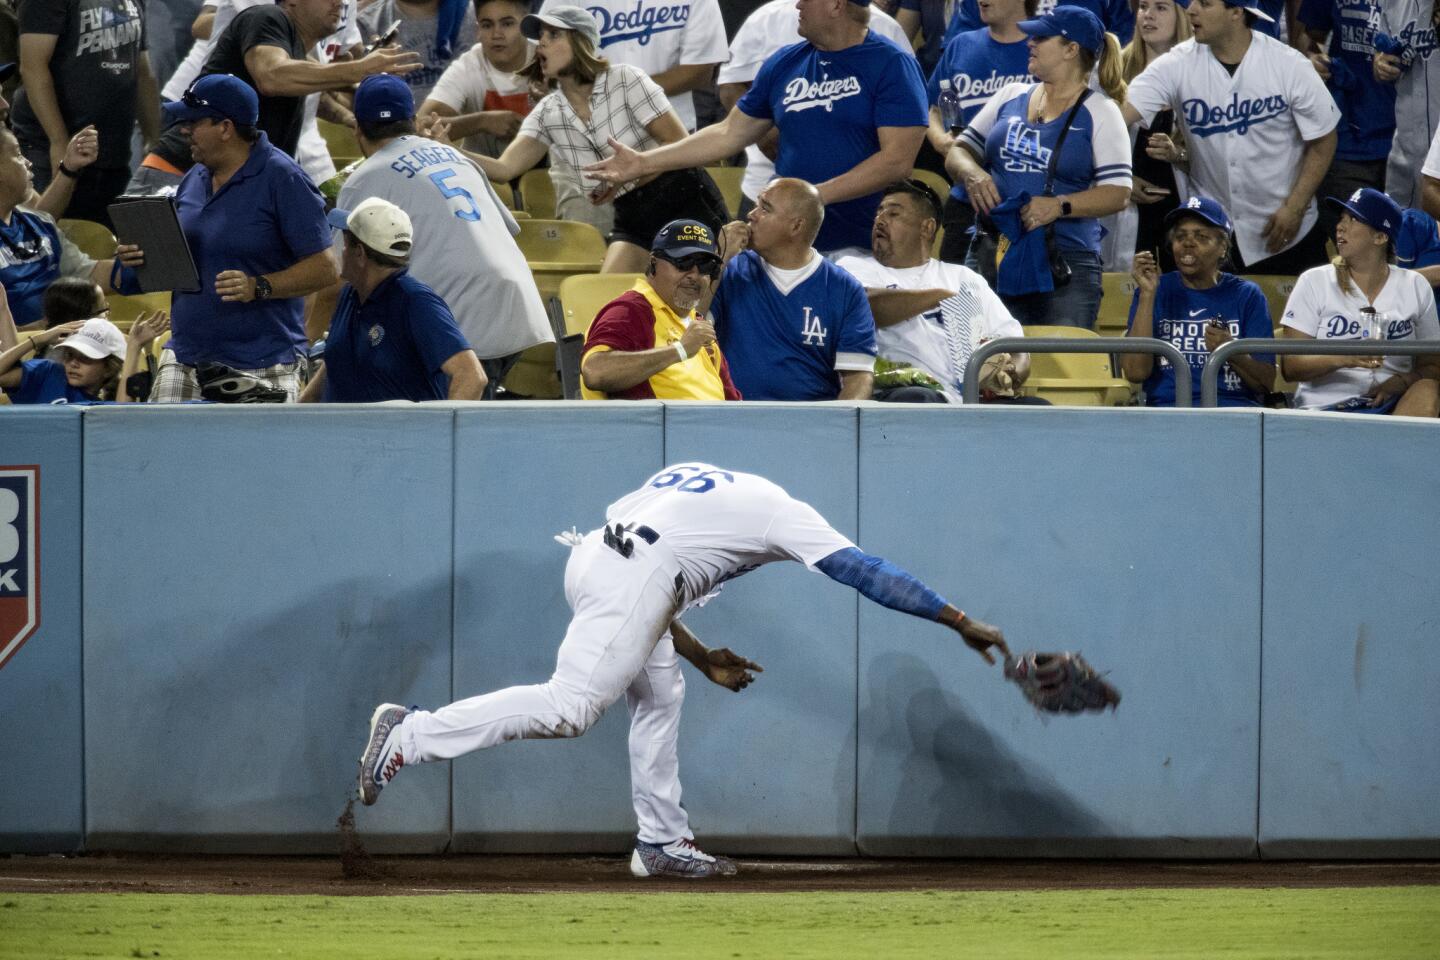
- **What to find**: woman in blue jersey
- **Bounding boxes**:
[1123,196,1276,406]
[945,5,1133,327]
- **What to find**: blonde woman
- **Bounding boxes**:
[946,5,1132,327]
[452,5,727,273]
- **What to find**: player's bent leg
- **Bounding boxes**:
[625,633,689,845]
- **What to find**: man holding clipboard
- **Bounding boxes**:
[111,75,336,402]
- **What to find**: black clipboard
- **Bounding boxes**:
[107,196,201,293]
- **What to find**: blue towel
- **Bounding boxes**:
[434,0,469,60]
[986,192,1054,296]
[1374,32,1413,71]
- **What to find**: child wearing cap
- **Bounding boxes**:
[0,315,126,405]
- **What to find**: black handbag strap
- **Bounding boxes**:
[1044,88,1092,198]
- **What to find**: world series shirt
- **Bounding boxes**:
[738,34,928,253]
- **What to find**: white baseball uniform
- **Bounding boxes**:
[717,0,911,204]
[541,0,728,131]
[1280,263,1440,408]
[1379,0,1440,207]
[1126,34,1341,266]
[835,255,1022,402]
[391,464,855,845]
[335,135,552,359]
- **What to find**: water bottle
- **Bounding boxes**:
[938,79,961,133]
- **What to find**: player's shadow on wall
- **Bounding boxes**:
[858,652,1104,853]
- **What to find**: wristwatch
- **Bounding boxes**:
[1060,199,1073,217]
[253,275,273,301]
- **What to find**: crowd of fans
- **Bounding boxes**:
[0,0,1436,415]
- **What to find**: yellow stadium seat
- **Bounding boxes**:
[557,272,642,338]
[518,169,557,219]
[909,168,951,206]
[1098,272,1137,338]
[317,118,360,161]
[705,166,744,218]
[1244,274,1298,328]
[58,218,116,259]
[509,209,530,219]
[1020,325,1133,406]
[490,179,516,210]
[106,291,171,329]
[518,219,608,299]
[502,344,562,398]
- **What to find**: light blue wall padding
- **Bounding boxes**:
[856,407,1263,857]
[664,403,860,855]
[81,408,454,853]
[0,408,84,852]
[1259,413,1440,857]
[450,403,665,852]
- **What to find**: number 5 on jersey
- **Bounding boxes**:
[429,168,482,222]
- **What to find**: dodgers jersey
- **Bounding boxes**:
[1377,0,1440,206]
[926,29,1032,204]
[1126,272,1274,406]
[1395,206,1440,274]
[1281,263,1440,408]
[1127,35,1340,266]
[542,0,727,130]
[336,136,552,359]
[604,463,855,609]
[738,34,929,252]
[718,0,911,203]
[958,83,1132,252]
[711,250,877,400]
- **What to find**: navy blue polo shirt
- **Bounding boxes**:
[168,133,331,369]
[322,270,473,402]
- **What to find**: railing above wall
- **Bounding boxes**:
[963,337,1189,406]
[1201,339,1440,407]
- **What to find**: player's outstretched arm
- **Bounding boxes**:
[815,547,1008,664]
[670,619,763,692]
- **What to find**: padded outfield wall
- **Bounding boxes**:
[0,403,1434,857]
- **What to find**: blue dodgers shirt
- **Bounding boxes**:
[1395,208,1440,274]
[169,133,332,369]
[9,359,103,405]
[322,270,473,402]
[1127,272,1274,406]
[0,210,76,329]
[926,29,1031,204]
[738,34,928,252]
[711,250,877,400]
[1297,0,1396,161]
[942,0,1134,48]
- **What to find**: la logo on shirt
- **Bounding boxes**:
[1001,120,1050,173]
[801,306,828,346]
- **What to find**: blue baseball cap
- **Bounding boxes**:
[1326,187,1403,240]
[1018,5,1105,54]
[1164,195,1233,233]
[161,74,259,127]
[354,74,415,123]
[652,219,721,260]
[1221,0,1275,22]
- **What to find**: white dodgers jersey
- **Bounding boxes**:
[604,464,855,607]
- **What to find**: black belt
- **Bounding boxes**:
[603,522,660,558]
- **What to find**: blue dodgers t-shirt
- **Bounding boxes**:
[169,133,332,369]
[942,0,1134,48]
[0,211,71,329]
[1297,0,1396,161]
[1396,207,1440,274]
[1127,272,1274,406]
[926,29,1031,204]
[8,358,104,405]
[711,250,877,400]
[322,270,473,402]
[738,34,928,252]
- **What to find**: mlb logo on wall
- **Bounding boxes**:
[0,467,39,670]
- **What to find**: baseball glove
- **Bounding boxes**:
[1004,652,1120,714]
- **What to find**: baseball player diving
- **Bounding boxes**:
[357,463,1010,878]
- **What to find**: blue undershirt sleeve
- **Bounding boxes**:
[815,547,948,621]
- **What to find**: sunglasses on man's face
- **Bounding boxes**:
[659,253,721,278]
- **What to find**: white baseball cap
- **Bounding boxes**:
[55,317,126,361]
[327,197,414,258]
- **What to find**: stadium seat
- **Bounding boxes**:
[908,168,951,207]
[517,169,557,219]
[517,219,607,299]
[106,291,171,330]
[1020,325,1134,406]
[316,118,360,161]
[557,272,642,338]
[58,218,116,259]
[509,210,530,219]
[490,179,516,210]
[1097,272,1136,338]
[1244,274,1298,328]
[706,165,744,217]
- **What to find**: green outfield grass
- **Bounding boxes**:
[2,887,1436,959]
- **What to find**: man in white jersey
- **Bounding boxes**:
[333,74,552,393]
[716,0,911,216]
[836,179,1034,403]
[1373,0,1440,208]
[357,462,1009,878]
[1122,0,1340,274]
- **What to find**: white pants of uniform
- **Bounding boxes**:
[395,529,692,845]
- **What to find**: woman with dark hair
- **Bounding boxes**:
[1281,187,1440,415]
[38,277,107,330]
[452,5,727,272]
[1123,195,1274,406]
